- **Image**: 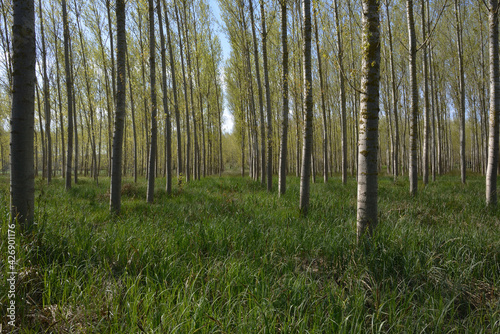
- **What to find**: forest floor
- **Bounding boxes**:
[1,173,499,333]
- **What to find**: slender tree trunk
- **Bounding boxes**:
[157,0,171,195]
[106,0,116,174]
[278,0,289,196]
[486,0,500,206]
[422,0,429,185]
[110,0,126,213]
[299,0,313,215]
[175,3,190,182]
[11,0,35,228]
[314,6,328,184]
[147,0,157,203]
[248,0,266,185]
[454,0,466,184]
[357,0,380,241]
[334,0,347,185]
[39,0,51,184]
[62,0,73,190]
[126,54,138,183]
[407,0,418,196]
[164,1,182,179]
[261,0,273,191]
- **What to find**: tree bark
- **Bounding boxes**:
[299,0,313,215]
[407,0,418,196]
[486,0,500,206]
[39,0,51,184]
[314,6,328,184]
[164,1,182,179]
[422,0,430,185]
[147,0,157,203]
[357,0,381,241]
[62,0,73,190]
[11,0,35,228]
[334,0,347,185]
[157,0,171,195]
[454,0,466,184]
[278,0,289,196]
[261,0,273,192]
[110,0,126,214]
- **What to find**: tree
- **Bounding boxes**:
[146,0,157,203]
[248,0,266,185]
[298,0,313,215]
[110,0,127,214]
[422,0,430,185]
[334,0,348,185]
[313,5,328,184]
[62,0,74,190]
[385,0,399,181]
[260,0,272,191]
[278,0,289,196]
[486,0,499,206]
[407,0,418,196]
[10,0,35,228]
[356,0,380,241]
[164,0,182,179]
[454,0,466,184]
[38,0,51,183]
[157,0,171,195]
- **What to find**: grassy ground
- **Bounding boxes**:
[1,173,499,333]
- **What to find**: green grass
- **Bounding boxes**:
[1,173,499,333]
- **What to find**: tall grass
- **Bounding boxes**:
[1,174,499,333]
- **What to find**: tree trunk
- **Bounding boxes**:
[261,0,273,192]
[278,0,289,196]
[407,0,418,196]
[62,0,73,190]
[335,0,348,185]
[147,0,157,203]
[164,1,182,179]
[248,0,266,186]
[157,0,171,195]
[39,0,51,184]
[11,0,35,228]
[422,0,430,185]
[486,0,500,206]
[110,0,126,214]
[357,0,381,241]
[314,6,328,184]
[175,3,190,182]
[454,0,466,184]
[299,0,313,215]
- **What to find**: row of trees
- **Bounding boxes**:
[7,0,500,239]
[4,0,227,219]
[221,0,499,236]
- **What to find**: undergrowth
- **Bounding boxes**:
[1,174,499,333]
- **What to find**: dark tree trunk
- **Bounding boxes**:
[11,0,35,229]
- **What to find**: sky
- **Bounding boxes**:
[208,0,234,134]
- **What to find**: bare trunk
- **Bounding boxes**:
[158,0,171,194]
[299,0,313,215]
[62,0,73,190]
[261,0,273,191]
[11,0,35,228]
[147,0,157,203]
[407,0,418,196]
[357,0,380,241]
[278,0,289,196]
[110,0,126,213]
[486,0,500,206]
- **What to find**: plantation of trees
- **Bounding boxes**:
[2,0,499,332]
